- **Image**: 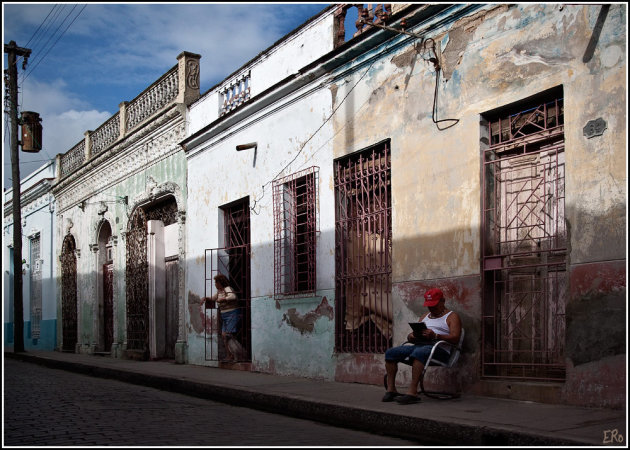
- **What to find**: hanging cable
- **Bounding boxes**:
[23,5,87,83]
[250,55,380,215]
[425,38,459,131]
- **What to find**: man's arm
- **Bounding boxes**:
[427,312,462,345]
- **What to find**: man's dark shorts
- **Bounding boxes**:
[385,343,450,365]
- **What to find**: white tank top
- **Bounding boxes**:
[421,311,453,352]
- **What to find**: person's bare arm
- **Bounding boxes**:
[425,312,461,345]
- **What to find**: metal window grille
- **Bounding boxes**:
[273,167,319,297]
[61,234,78,352]
[103,263,114,352]
[334,140,392,353]
[204,198,251,362]
[482,96,567,381]
[30,235,42,339]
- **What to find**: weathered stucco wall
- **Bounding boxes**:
[187,9,335,137]
[185,83,337,375]
[54,119,187,356]
[329,3,626,407]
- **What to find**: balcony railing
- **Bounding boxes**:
[219,71,251,116]
[60,140,85,179]
[126,67,179,131]
[91,112,120,157]
[56,51,202,182]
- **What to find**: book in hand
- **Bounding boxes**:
[408,322,435,345]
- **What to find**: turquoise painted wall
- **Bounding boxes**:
[251,290,336,379]
[4,319,57,351]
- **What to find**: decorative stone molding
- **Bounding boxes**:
[90,243,99,253]
[97,201,108,216]
[177,51,201,106]
[134,179,184,211]
[54,118,185,213]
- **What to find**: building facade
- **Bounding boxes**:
[3,161,57,350]
[181,3,626,409]
[51,52,200,361]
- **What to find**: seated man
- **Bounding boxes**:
[382,287,462,404]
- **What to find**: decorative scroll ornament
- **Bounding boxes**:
[187,60,200,89]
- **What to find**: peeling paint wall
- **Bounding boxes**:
[184,4,626,408]
[328,3,626,407]
[53,117,187,356]
[185,79,337,373]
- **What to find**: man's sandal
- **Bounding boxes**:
[395,394,421,404]
[382,391,403,402]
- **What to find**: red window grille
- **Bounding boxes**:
[482,92,567,381]
[272,167,319,297]
[334,141,392,353]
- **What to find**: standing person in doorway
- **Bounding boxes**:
[203,274,242,361]
[382,287,462,404]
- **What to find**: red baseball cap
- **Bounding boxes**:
[423,288,444,307]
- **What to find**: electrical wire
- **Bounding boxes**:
[249,55,380,215]
[22,5,87,83]
[24,5,60,50]
[19,5,65,74]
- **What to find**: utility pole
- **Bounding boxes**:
[4,40,31,353]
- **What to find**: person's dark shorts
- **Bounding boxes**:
[385,343,450,365]
[220,309,241,334]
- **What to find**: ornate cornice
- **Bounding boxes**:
[3,180,54,220]
[53,110,186,214]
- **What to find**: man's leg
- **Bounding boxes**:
[406,358,425,396]
[385,360,398,392]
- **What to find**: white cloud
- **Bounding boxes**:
[3,78,112,188]
[2,3,326,187]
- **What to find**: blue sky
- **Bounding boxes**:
[2,3,355,189]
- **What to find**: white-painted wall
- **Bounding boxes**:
[3,161,57,350]
[187,9,335,137]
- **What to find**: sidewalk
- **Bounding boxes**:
[4,350,626,446]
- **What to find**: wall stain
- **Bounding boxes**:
[188,291,216,335]
[282,296,334,334]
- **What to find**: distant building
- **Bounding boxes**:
[181,3,626,409]
[50,52,200,360]
[3,161,57,350]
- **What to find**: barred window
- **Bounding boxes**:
[30,234,42,339]
[273,167,319,297]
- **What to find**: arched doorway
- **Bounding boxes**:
[125,196,179,360]
[61,234,78,352]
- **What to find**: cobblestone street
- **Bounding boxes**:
[4,358,418,446]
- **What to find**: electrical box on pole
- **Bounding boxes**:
[21,111,42,153]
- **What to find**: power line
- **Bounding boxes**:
[250,52,381,215]
[24,4,59,49]
[23,5,87,83]
[19,4,64,72]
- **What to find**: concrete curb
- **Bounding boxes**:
[4,352,592,446]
